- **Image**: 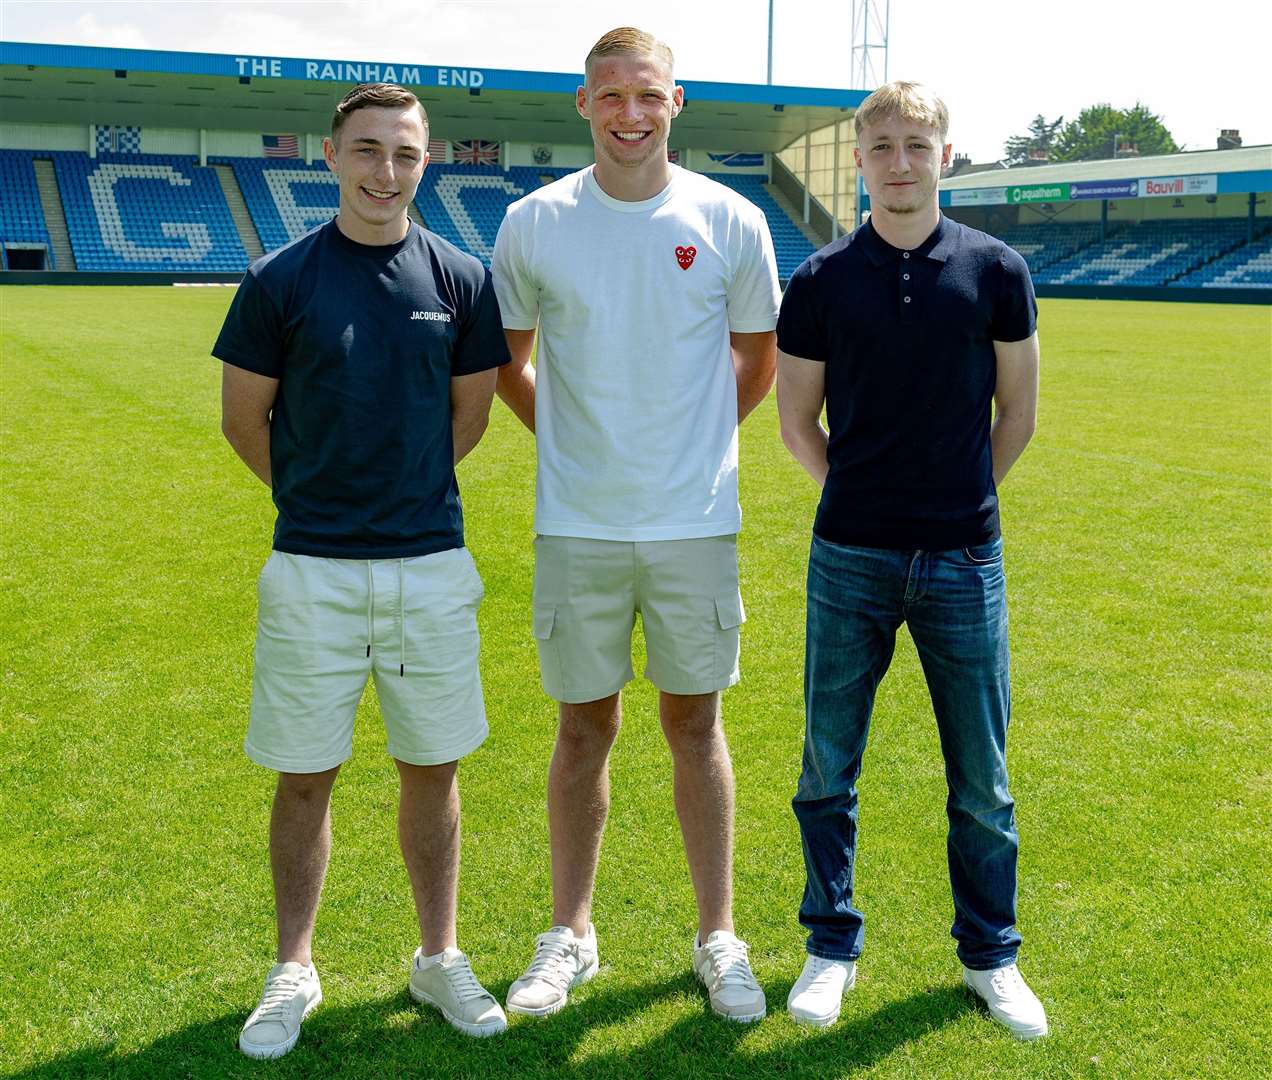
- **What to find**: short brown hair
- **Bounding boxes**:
[585,27,675,83]
[854,81,949,141]
[330,83,428,143]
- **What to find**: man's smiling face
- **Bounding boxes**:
[577,52,683,174]
[324,104,427,244]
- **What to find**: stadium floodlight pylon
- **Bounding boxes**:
[851,0,890,91]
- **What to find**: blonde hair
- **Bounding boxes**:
[584,27,675,83]
[854,81,948,141]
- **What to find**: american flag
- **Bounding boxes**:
[451,139,500,166]
[667,148,680,164]
[263,134,300,158]
[427,137,449,162]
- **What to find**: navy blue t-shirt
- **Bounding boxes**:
[777,215,1036,551]
[213,219,509,559]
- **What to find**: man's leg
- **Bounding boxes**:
[272,766,341,965]
[906,541,1021,969]
[548,693,621,936]
[395,758,460,954]
[659,690,734,938]
[791,538,904,962]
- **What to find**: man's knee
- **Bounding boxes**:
[660,691,723,752]
[276,766,340,804]
[557,695,621,755]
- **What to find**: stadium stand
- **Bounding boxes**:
[1172,229,1272,288]
[213,156,339,253]
[49,152,246,272]
[1030,219,1253,287]
[991,222,1101,275]
[0,149,55,268]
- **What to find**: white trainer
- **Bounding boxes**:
[506,924,599,1016]
[238,960,322,1059]
[787,953,856,1027]
[962,963,1049,1040]
[410,946,507,1037]
[693,930,766,1023]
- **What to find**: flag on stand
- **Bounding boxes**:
[263,134,300,158]
[451,139,500,166]
[427,137,449,162]
[667,148,680,164]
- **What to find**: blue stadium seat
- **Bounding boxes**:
[50,151,246,272]
[0,149,55,267]
[212,156,339,253]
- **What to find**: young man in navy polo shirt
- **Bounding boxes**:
[775,82,1046,1039]
[216,83,509,1057]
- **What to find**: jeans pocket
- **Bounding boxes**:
[961,540,1003,565]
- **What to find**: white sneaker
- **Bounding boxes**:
[962,963,1049,1040]
[693,930,766,1023]
[506,924,599,1016]
[410,946,507,1037]
[238,961,322,1059]
[787,953,856,1027]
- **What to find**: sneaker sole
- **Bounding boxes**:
[505,956,599,1017]
[961,976,1048,1041]
[787,967,857,1027]
[238,989,322,1059]
[410,984,507,1038]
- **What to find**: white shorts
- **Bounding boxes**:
[246,548,488,773]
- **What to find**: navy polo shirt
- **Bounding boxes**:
[777,214,1036,551]
[213,219,510,559]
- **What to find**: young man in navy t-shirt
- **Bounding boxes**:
[214,83,510,1057]
[775,82,1047,1039]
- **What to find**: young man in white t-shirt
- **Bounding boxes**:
[490,26,780,1023]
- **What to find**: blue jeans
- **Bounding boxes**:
[792,534,1022,970]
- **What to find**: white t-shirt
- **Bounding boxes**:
[491,165,780,541]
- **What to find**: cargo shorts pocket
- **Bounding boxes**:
[532,603,566,698]
[712,591,746,684]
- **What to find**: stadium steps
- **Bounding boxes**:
[213,164,264,261]
[33,158,75,270]
[764,182,825,250]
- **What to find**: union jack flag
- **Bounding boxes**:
[263,134,300,158]
[452,139,500,166]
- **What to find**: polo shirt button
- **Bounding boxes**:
[903,273,910,280]
[904,296,911,303]
[902,252,911,259]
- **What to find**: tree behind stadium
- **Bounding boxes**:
[1050,103,1179,162]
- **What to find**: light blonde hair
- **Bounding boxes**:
[584,27,675,84]
[854,81,948,141]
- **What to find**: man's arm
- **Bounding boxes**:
[496,328,537,433]
[221,362,278,487]
[731,330,777,423]
[991,332,1040,486]
[776,349,829,487]
[452,368,500,464]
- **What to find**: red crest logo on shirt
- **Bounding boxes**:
[675,245,697,270]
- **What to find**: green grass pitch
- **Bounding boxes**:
[1,286,1269,1078]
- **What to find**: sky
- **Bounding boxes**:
[3,0,1269,163]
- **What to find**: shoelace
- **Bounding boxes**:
[254,973,304,1021]
[441,957,491,1003]
[803,955,844,989]
[702,937,758,991]
[989,966,1025,997]
[522,934,580,991]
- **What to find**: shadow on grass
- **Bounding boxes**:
[11,975,974,1079]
